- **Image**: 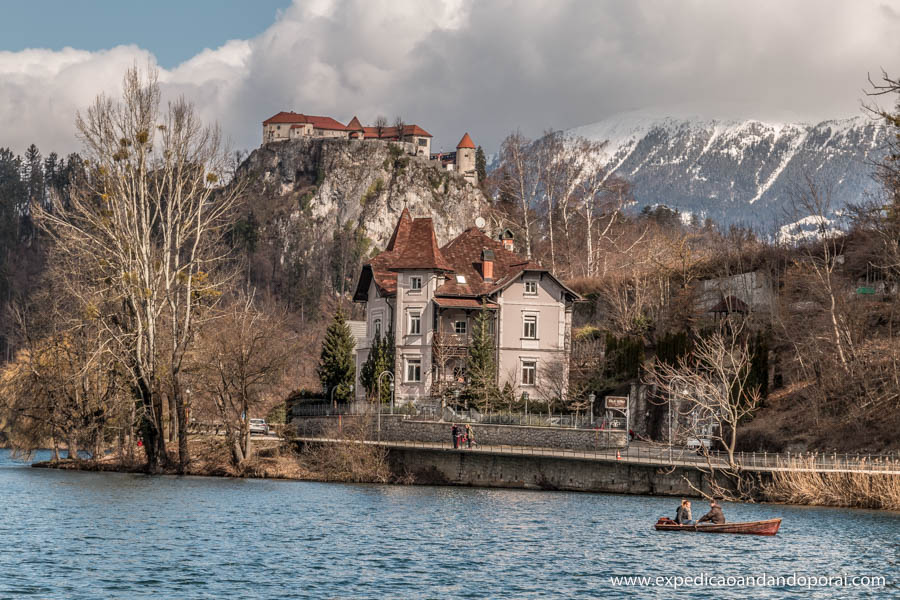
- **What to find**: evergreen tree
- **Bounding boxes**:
[466,302,497,411]
[475,146,487,184]
[317,307,357,402]
[24,144,43,211]
[360,329,395,404]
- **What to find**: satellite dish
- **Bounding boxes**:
[475,216,486,229]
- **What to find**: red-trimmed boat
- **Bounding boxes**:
[655,517,782,536]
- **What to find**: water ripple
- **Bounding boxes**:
[1,450,897,599]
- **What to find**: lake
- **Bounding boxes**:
[0,449,897,599]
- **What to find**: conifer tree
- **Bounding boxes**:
[360,329,394,404]
[466,302,497,411]
[475,146,487,184]
[318,307,357,402]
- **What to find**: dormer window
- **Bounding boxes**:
[524,280,537,296]
[456,275,467,284]
[410,276,422,292]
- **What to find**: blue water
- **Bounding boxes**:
[0,449,897,599]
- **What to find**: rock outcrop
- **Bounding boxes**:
[236,138,488,248]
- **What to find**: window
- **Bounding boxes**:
[410,276,422,291]
[524,280,538,295]
[455,275,467,284]
[418,138,428,146]
[521,360,537,386]
[406,358,422,382]
[373,318,382,339]
[523,314,537,339]
[454,320,467,335]
[408,311,421,335]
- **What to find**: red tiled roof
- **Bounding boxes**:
[305,115,348,131]
[263,111,305,125]
[456,132,475,149]
[262,111,347,131]
[362,124,432,139]
[346,116,364,131]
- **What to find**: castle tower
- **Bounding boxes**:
[346,116,364,140]
[456,132,477,185]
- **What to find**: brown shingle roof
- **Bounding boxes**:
[435,227,541,296]
[388,218,454,272]
[354,215,580,303]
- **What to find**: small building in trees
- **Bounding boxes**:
[352,209,580,406]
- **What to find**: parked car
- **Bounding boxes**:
[249,418,269,436]
[686,437,712,454]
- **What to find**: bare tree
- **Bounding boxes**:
[497,132,539,259]
[191,294,294,467]
[0,287,124,461]
[374,115,387,138]
[645,322,762,470]
[789,176,854,372]
[393,116,406,141]
[36,66,242,471]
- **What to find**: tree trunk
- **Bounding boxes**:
[231,435,245,466]
[67,433,78,460]
[168,392,177,443]
[176,389,190,473]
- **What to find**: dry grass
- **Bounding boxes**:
[763,456,900,511]
[300,416,391,483]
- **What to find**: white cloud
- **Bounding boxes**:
[1,0,898,157]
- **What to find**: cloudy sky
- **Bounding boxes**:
[1,0,898,156]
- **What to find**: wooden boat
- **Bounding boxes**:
[655,517,782,536]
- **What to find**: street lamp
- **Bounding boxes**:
[589,392,596,427]
[523,391,529,425]
[377,370,394,438]
[327,383,354,415]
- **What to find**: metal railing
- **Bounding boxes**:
[291,403,621,430]
[291,436,900,474]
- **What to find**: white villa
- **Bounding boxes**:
[352,209,580,405]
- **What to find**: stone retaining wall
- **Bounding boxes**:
[291,415,626,450]
[385,446,720,497]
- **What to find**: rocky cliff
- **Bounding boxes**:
[236,138,488,248]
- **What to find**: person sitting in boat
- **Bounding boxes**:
[675,499,695,525]
[697,499,726,524]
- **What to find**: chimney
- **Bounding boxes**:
[498,228,514,252]
[482,248,495,282]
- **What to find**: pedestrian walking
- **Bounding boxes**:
[451,423,459,449]
[465,424,475,448]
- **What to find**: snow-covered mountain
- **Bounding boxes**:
[567,113,887,230]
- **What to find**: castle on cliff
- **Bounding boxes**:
[261,112,478,184]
